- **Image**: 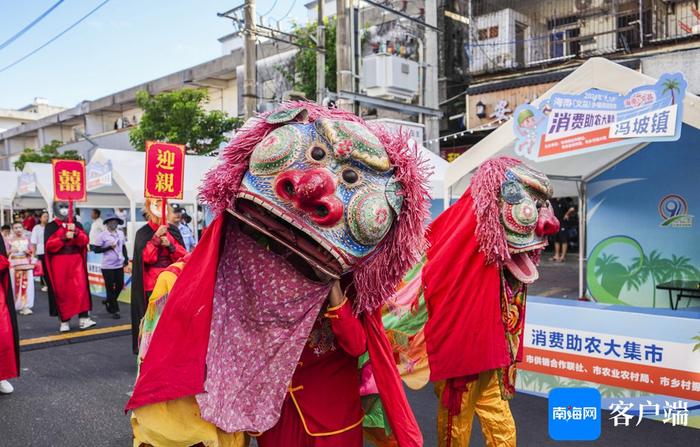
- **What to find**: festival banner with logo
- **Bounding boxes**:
[16,173,37,195]
[86,160,113,191]
[585,124,699,309]
[512,73,687,161]
[52,159,86,202]
[144,141,185,200]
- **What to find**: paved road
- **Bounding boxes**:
[1,335,697,447]
[18,288,129,341]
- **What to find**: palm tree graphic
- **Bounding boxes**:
[629,250,671,308]
[661,78,681,105]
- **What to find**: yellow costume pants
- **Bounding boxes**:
[434,370,516,447]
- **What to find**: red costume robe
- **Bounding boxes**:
[0,236,19,381]
[258,298,366,446]
[44,219,92,321]
[130,220,185,353]
[127,215,422,447]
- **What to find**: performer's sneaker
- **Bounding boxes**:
[59,322,71,332]
[0,380,14,394]
[41,286,48,292]
[19,308,33,315]
[79,318,97,330]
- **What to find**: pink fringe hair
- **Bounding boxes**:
[469,156,522,266]
[200,101,431,314]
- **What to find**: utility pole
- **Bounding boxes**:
[243,0,257,119]
[316,0,325,103]
[424,0,440,153]
[336,0,353,111]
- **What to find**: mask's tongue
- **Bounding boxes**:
[196,224,332,433]
[504,252,539,284]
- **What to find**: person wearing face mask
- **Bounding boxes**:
[44,201,95,332]
[130,198,186,354]
[91,213,129,319]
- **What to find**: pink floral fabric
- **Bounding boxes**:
[196,225,331,432]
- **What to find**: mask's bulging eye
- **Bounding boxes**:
[310,146,326,161]
[342,169,359,184]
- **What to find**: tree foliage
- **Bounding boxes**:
[14,140,82,171]
[129,89,241,154]
[284,17,337,101]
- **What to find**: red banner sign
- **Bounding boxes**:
[52,159,86,202]
[144,141,185,200]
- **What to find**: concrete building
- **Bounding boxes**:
[0,98,65,133]
[440,0,700,161]
[0,53,242,170]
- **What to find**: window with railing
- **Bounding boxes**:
[464,0,700,75]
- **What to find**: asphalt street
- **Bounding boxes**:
[1,262,697,446]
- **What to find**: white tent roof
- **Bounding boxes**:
[0,170,19,207]
[445,58,700,198]
[89,148,219,206]
[15,161,131,209]
[420,145,449,199]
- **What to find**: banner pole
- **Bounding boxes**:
[161,197,167,226]
[68,200,74,225]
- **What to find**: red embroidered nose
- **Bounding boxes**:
[536,205,560,237]
[275,169,344,226]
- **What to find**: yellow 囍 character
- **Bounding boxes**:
[59,169,81,192]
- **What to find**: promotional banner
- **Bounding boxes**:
[86,160,113,191]
[87,251,132,303]
[518,297,700,428]
[52,159,86,202]
[144,141,185,200]
[512,73,687,161]
[16,172,37,195]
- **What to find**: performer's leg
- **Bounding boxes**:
[113,267,123,314]
[38,255,47,290]
[474,371,516,447]
[435,380,479,447]
[101,268,118,314]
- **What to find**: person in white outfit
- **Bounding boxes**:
[8,222,34,315]
[30,211,48,292]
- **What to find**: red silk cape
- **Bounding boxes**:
[422,189,509,381]
[126,214,422,447]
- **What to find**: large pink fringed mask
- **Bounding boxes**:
[201,102,430,313]
[471,157,560,284]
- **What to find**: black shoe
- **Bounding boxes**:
[112,312,121,319]
[101,299,107,305]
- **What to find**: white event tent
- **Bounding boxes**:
[89,148,219,248]
[443,57,700,298]
[0,170,20,226]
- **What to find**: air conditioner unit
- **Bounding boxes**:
[574,0,608,13]
[362,54,419,103]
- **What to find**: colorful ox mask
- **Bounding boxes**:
[201,102,430,313]
[470,157,559,284]
[498,163,558,283]
[239,112,404,273]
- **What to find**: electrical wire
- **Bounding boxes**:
[0,0,65,51]
[258,0,280,19]
[272,0,297,26]
[0,0,112,75]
